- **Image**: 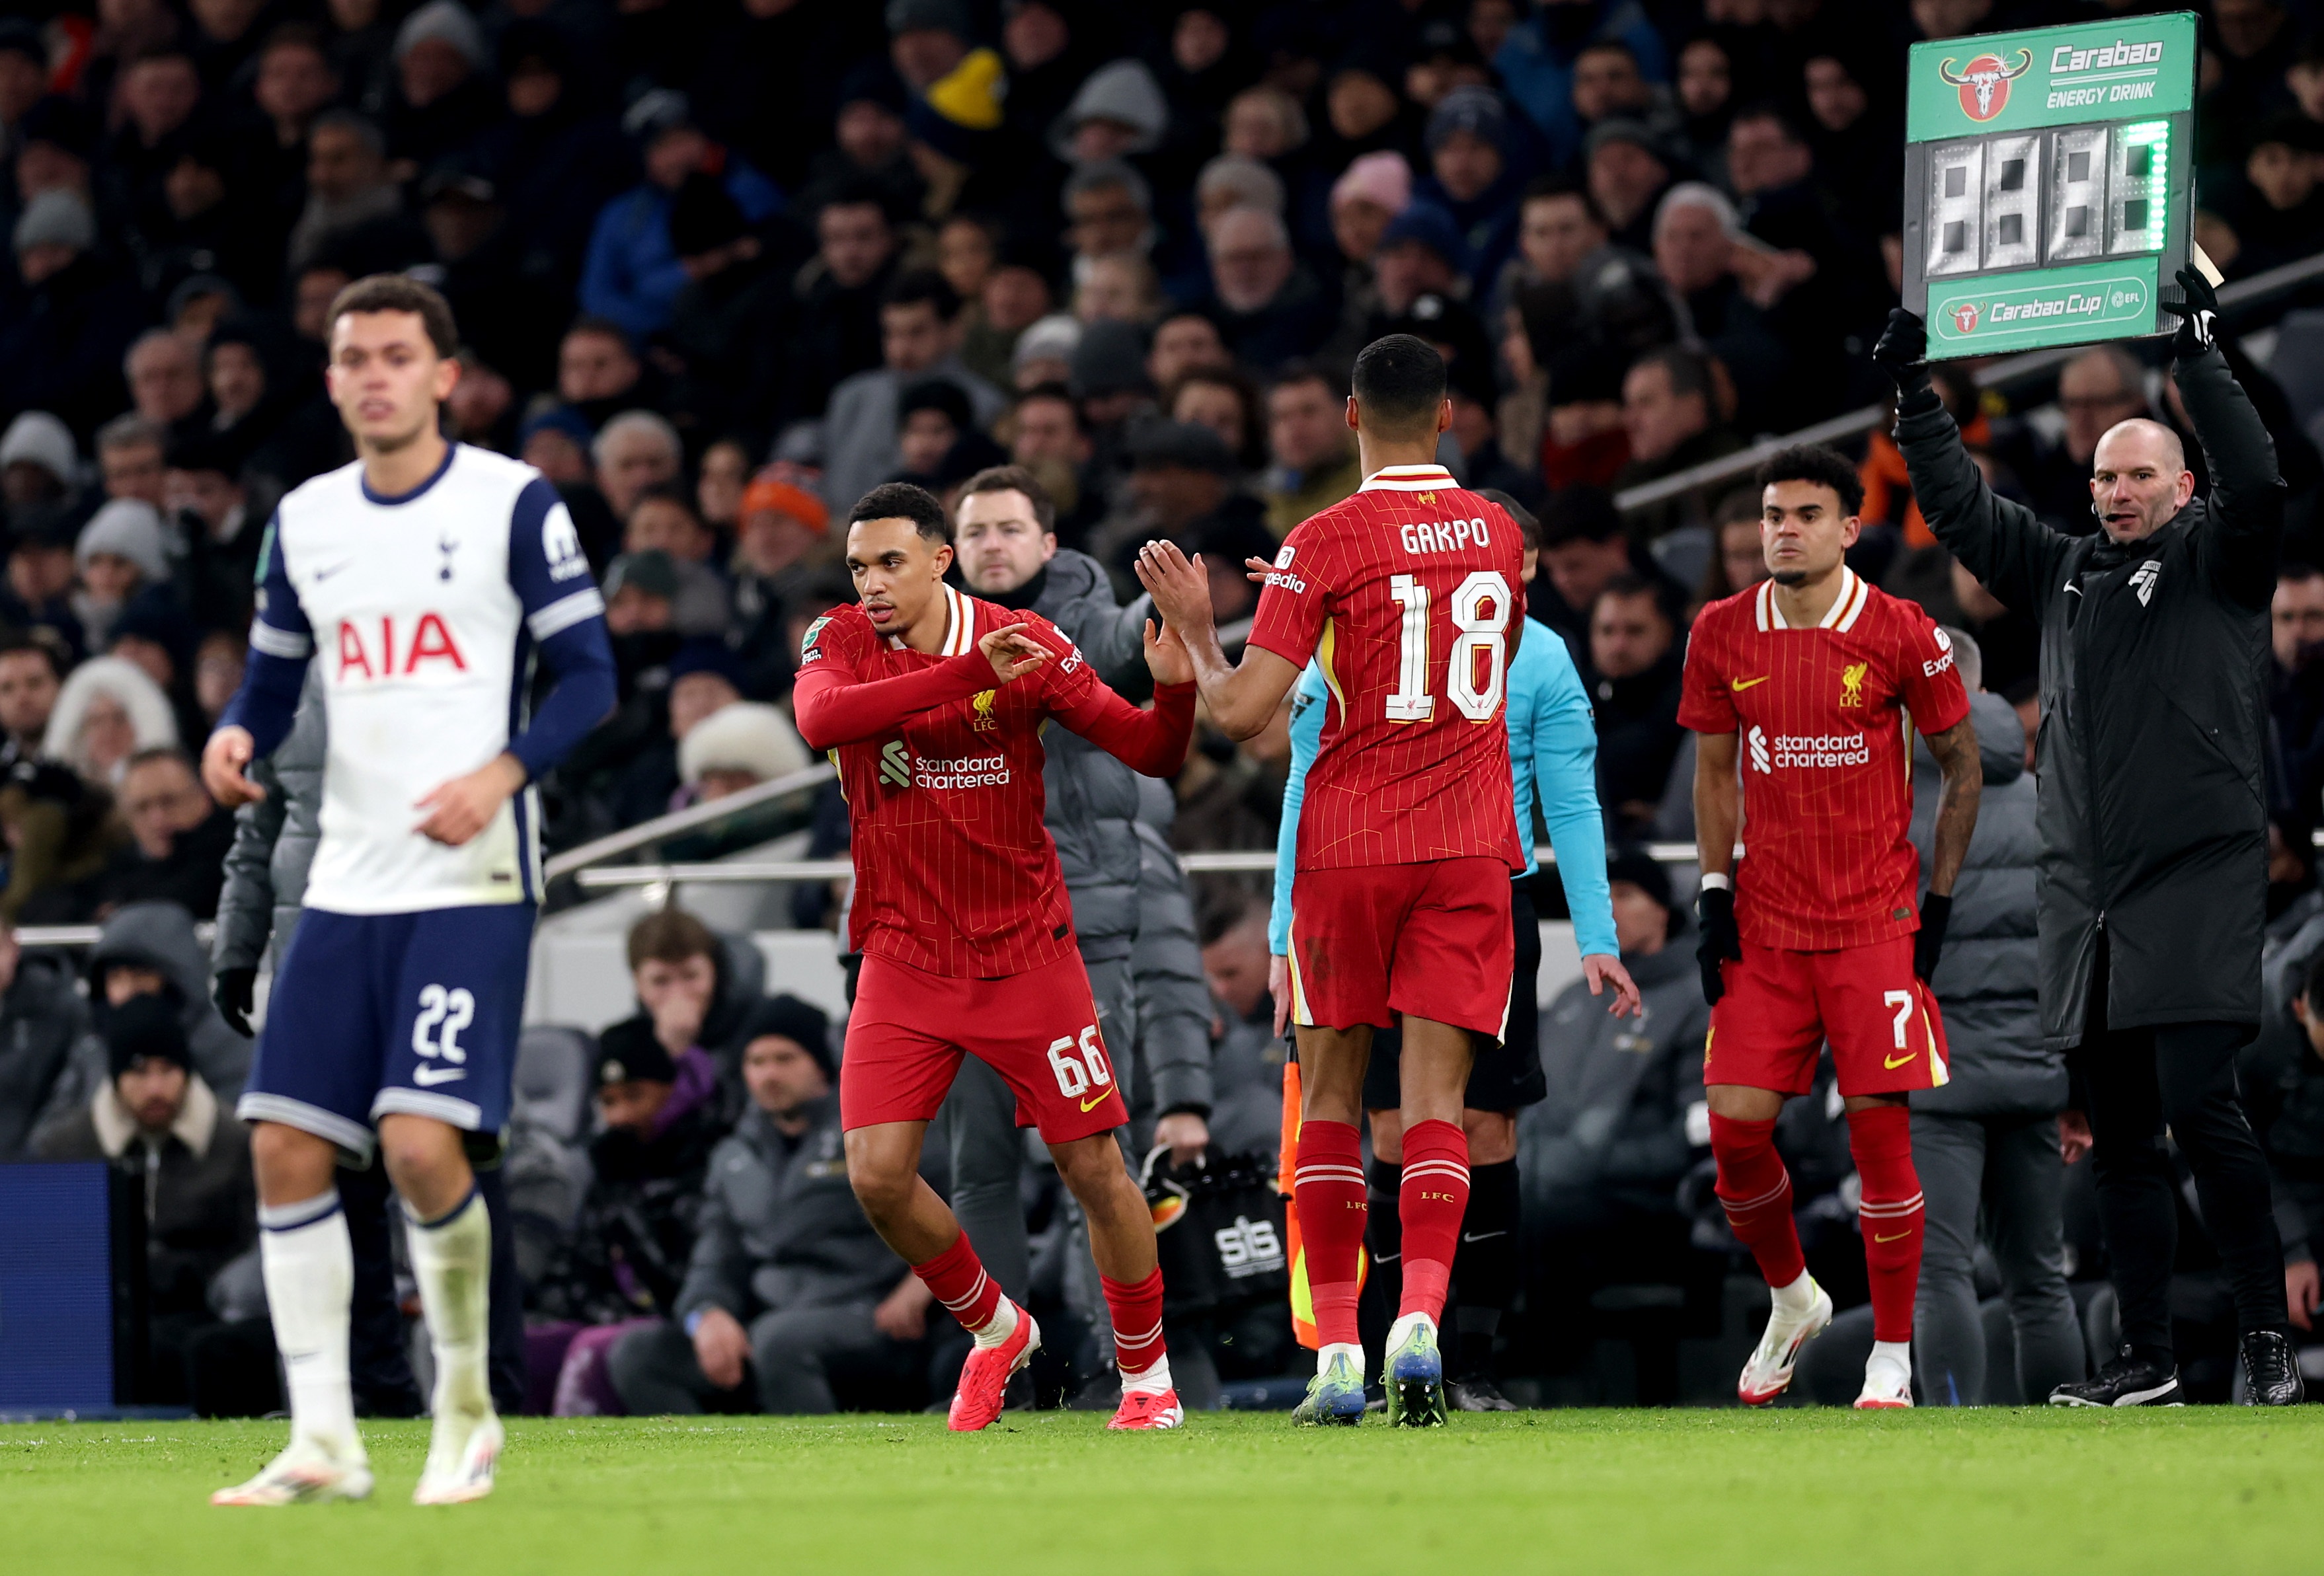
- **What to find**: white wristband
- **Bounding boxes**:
[1698,872,1731,891]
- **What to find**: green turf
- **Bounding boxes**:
[5,1407,2316,1575]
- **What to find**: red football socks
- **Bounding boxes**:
[1847,1104,1924,1345]
[1101,1266,1167,1376]
[1711,1112,1807,1290]
[1397,1118,1470,1322]
[1292,1119,1367,1348]
[913,1230,1003,1335]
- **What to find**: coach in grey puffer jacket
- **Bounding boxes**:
[213,667,325,976]
[1907,687,2064,1117]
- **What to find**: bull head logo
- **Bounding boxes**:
[1951,301,1980,334]
[1938,49,2033,121]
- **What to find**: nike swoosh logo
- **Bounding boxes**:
[1884,1052,1917,1070]
[1730,675,1771,691]
[312,561,352,581]
[412,1065,468,1086]
[1079,1092,1110,1111]
[1873,1230,1911,1244]
[1460,1230,1507,1243]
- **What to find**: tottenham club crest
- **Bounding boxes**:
[1937,49,2032,122]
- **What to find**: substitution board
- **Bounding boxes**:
[1902,11,2198,359]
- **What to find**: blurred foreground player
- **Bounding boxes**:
[202,276,617,1503]
[791,482,1196,1431]
[1682,447,1980,1410]
[1136,336,1529,1427]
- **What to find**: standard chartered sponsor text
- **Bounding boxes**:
[1773,732,1871,769]
[916,753,1012,789]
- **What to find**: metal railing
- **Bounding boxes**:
[540,761,835,886]
[1610,249,2324,518]
[572,843,1709,890]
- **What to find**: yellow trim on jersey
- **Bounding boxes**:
[1923,998,1949,1086]
[1316,617,1346,714]
[1285,936,1315,1028]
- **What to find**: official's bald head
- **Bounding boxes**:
[2095,418,2185,478]
[2090,416,2194,543]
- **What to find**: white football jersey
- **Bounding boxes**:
[248,444,602,915]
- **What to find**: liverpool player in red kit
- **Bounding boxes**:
[792,482,1197,1431]
[1136,336,1526,1427]
[1680,447,1983,1410]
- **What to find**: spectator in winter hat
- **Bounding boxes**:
[1011,313,1083,391]
[74,499,173,650]
[520,407,598,489]
[1586,119,1677,252]
[1052,58,1169,164]
[44,656,177,789]
[13,188,95,283]
[679,702,811,804]
[0,413,79,515]
[1330,150,1413,268]
[1419,84,1525,289]
[888,0,972,92]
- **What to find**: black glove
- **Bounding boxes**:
[214,967,256,1039]
[1914,893,1952,985]
[2160,265,2218,357]
[1873,308,1933,400]
[1696,883,1741,1006]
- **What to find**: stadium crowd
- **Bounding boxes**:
[7,0,2324,1411]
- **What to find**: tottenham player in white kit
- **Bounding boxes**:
[201,277,615,1506]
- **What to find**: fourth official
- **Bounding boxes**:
[1882,272,2305,1407]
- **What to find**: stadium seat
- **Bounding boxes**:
[2268,310,2324,433]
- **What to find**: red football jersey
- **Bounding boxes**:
[794,585,1193,978]
[1678,570,1972,950]
[1247,463,1526,872]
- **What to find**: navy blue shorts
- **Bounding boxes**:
[238,903,537,1159]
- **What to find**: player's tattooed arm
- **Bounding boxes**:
[1923,716,1982,899]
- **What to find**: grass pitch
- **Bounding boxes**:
[5,1407,2315,1575]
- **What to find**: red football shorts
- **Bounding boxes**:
[841,950,1128,1143]
[1705,936,1951,1098]
[1286,856,1515,1039]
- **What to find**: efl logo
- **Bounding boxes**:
[1937,48,2032,121]
[1951,301,1981,334]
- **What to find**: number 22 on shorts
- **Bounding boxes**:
[1047,1024,1114,1109]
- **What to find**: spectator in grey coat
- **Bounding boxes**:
[1905,630,2085,1406]
[0,920,90,1160]
[819,268,1005,514]
[609,1003,923,1414]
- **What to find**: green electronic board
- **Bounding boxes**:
[1902,11,2198,359]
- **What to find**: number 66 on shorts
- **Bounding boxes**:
[839,951,1131,1144]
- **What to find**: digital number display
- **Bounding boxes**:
[1925,120,2167,277]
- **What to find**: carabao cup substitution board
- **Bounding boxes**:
[1902,11,2197,359]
